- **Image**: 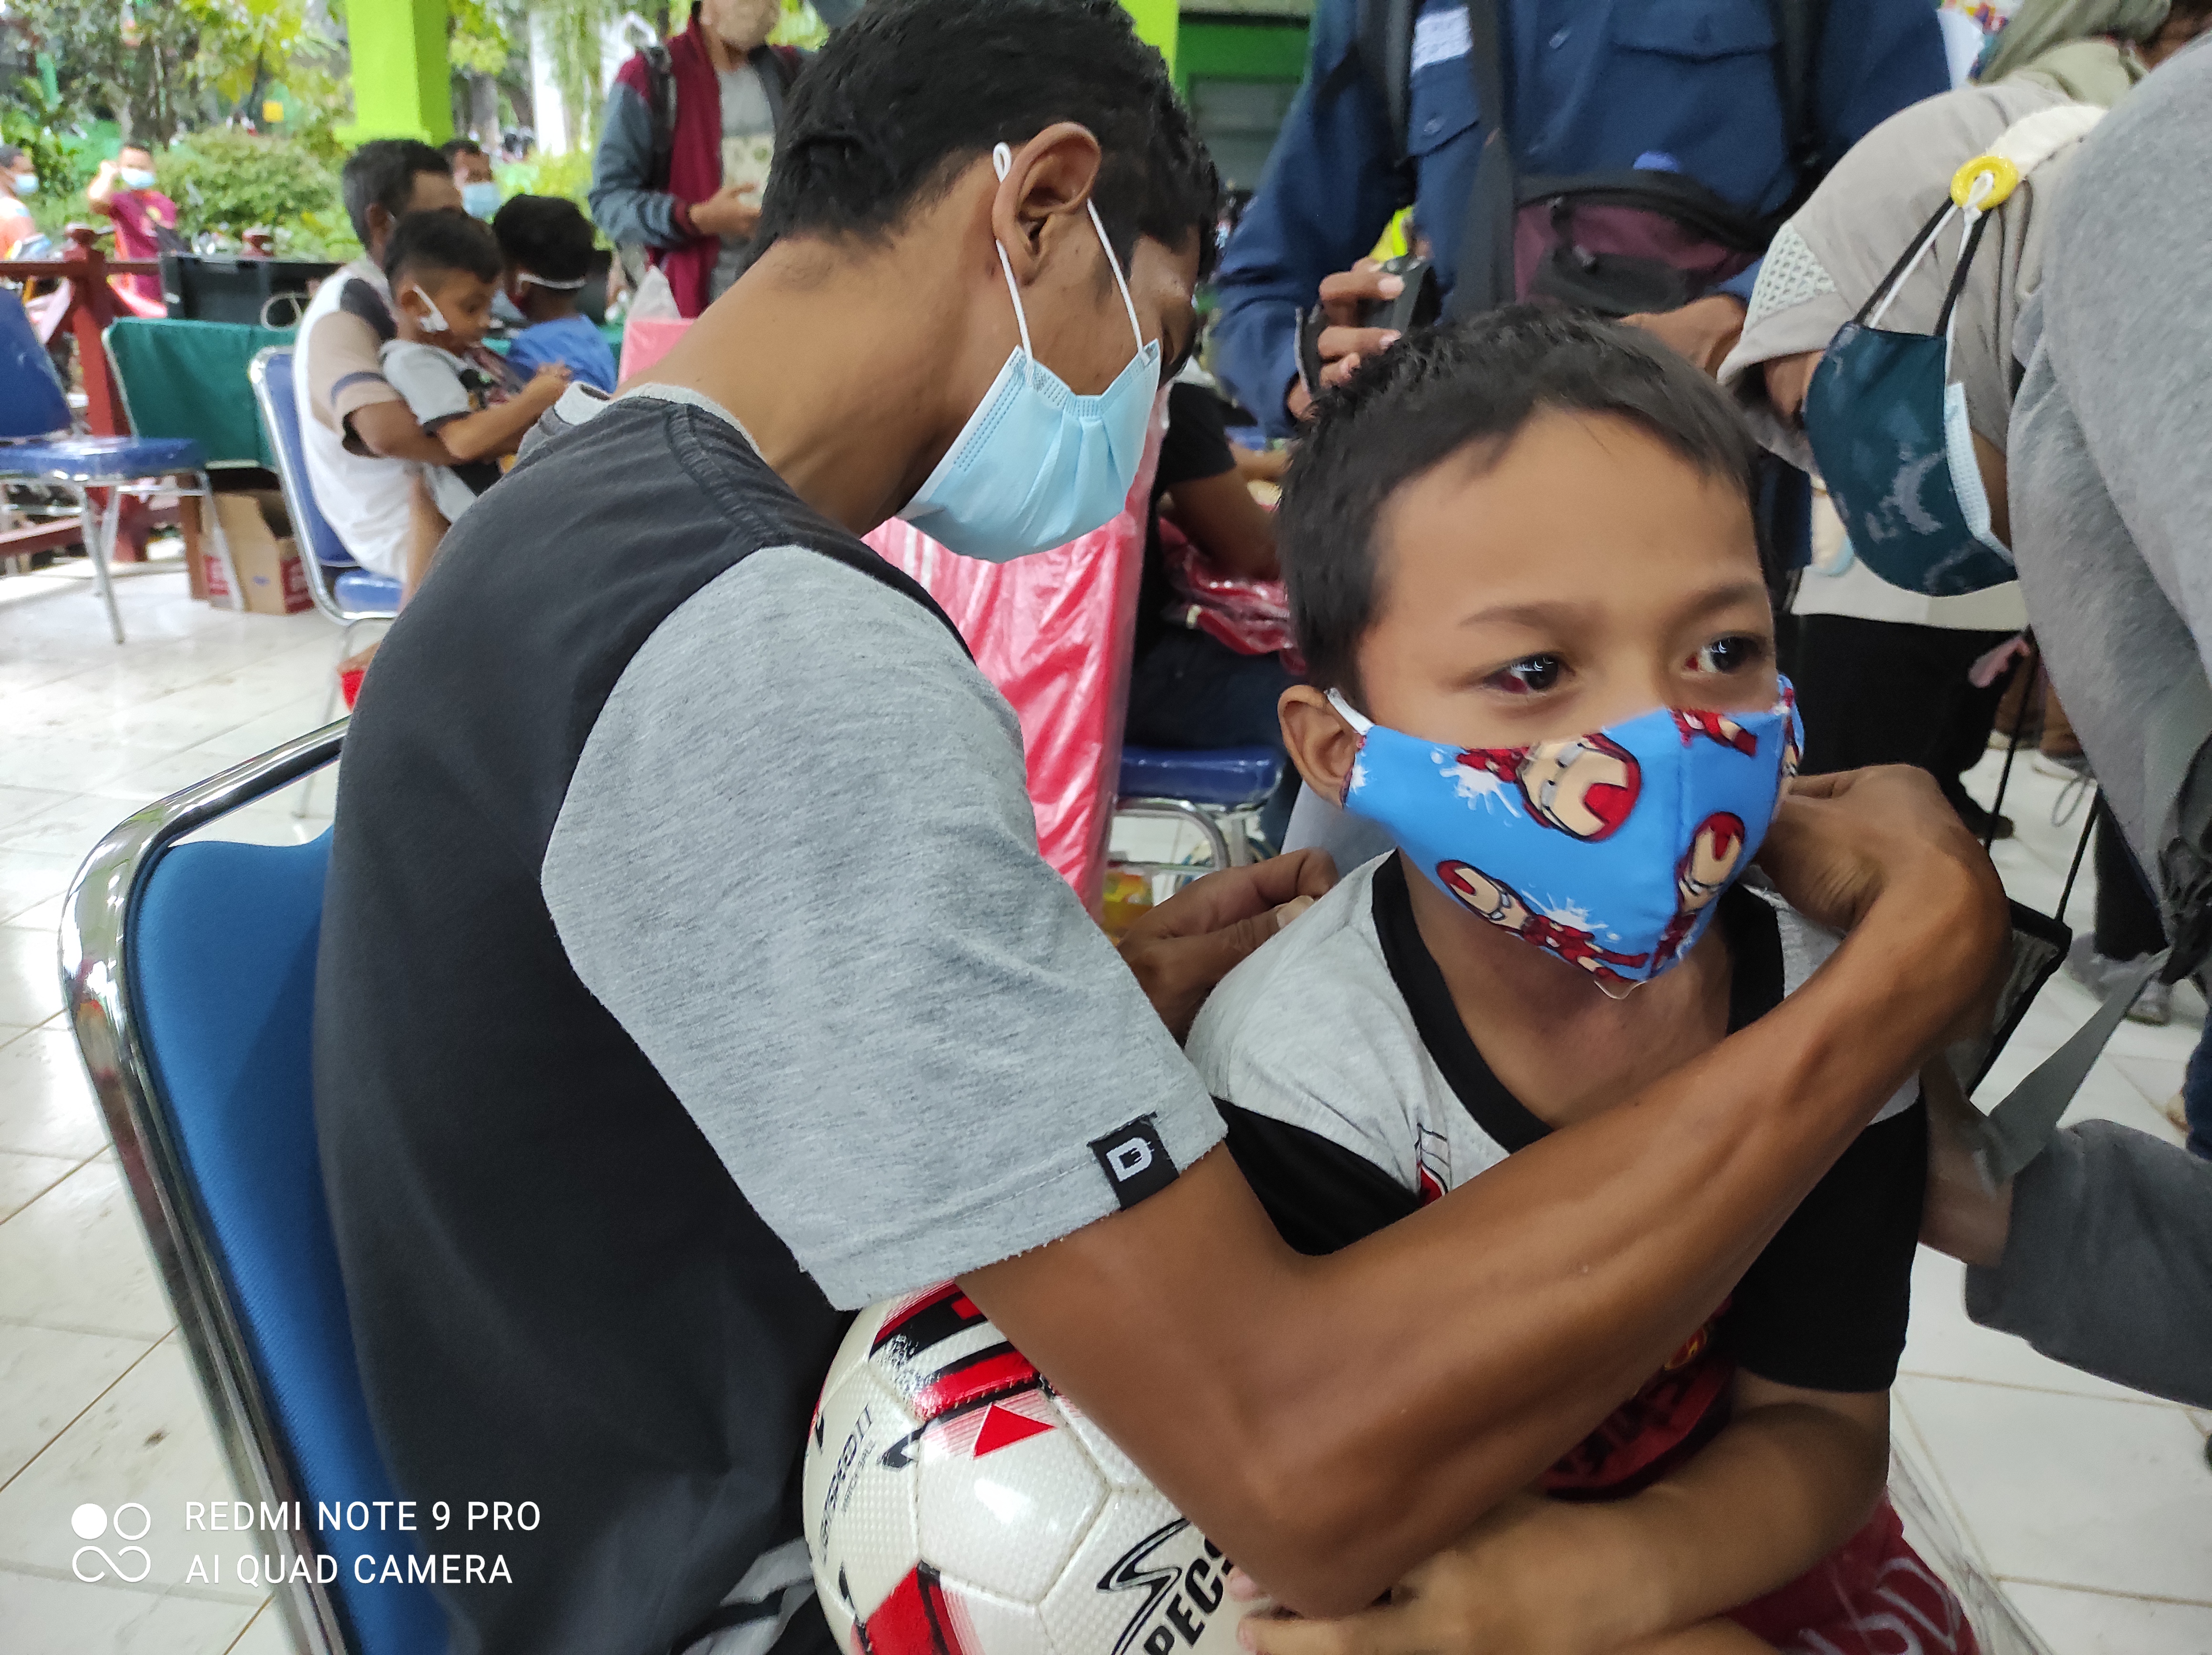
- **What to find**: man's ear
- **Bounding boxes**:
[990,121,1103,284]
[1279,684,1362,806]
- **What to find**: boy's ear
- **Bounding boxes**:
[1279,684,1362,806]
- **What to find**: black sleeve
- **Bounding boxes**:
[1727,1099,1927,1393]
[1216,1099,1422,1256]
[1156,381,1238,494]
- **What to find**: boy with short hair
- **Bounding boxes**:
[491,194,619,392]
[374,207,571,530]
[1197,310,1974,1653]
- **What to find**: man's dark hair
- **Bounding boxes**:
[343,138,453,246]
[440,138,486,164]
[0,145,24,170]
[490,194,595,284]
[756,0,1220,278]
[1280,307,1761,695]
[381,207,504,288]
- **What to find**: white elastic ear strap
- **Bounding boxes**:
[990,143,1034,360]
[1866,204,1955,330]
[1326,688,1373,734]
[1087,199,1145,352]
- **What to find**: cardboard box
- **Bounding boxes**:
[205,490,311,615]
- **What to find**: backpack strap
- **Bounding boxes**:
[1357,0,1419,159]
[643,41,679,195]
[1442,0,1517,317]
[1768,0,1830,192]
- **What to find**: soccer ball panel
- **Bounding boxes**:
[1055,1400,1146,1490]
[938,1575,1054,1655]
[1040,1492,1244,1655]
[807,1362,923,1625]
[917,1394,1105,1604]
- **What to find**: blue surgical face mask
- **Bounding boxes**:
[462,181,501,220]
[1330,684,1802,994]
[119,167,157,191]
[1802,191,2013,597]
[898,142,1162,563]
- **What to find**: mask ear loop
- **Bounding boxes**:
[1325,687,1373,734]
[988,143,1036,364]
[1860,201,1955,330]
[1085,198,1146,357]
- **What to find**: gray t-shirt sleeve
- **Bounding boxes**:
[540,546,1224,1309]
[377,340,474,429]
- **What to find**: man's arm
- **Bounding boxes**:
[347,401,453,466]
[1211,0,1406,438]
[964,768,2007,1617]
[430,367,571,463]
[589,80,695,251]
[1165,470,1278,581]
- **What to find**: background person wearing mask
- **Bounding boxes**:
[86,144,178,307]
[0,145,45,262]
[443,137,502,220]
[1717,81,2093,843]
[1915,39,2212,1410]
[297,139,465,582]
[1975,0,2212,102]
[590,0,805,318]
[1210,0,1951,435]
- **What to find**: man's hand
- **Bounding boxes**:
[1622,295,1746,378]
[1288,262,1407,419]
[1230,1494,1657,1655]
[689,181,763,240]
[1118,849,1335,1039]
[1921,1057,2013,1268]
[1758,767,2003,940]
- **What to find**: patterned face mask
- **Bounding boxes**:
[1329,684,1802,993]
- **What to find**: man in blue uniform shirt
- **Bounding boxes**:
[1213,0,1949,433]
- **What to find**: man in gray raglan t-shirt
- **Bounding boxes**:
[1926,37,2212,1408]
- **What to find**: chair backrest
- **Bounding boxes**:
[109,318,294,468]
[248,347,357,572]
[63,731,446,1655]
[0,288,71,438]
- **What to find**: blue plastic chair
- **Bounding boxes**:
[0,289,237,644]
[248,347,404,631]
[62,727,445,1654]
[1114,743,1284,886]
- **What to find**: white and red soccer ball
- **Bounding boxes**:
[803,1284,1246,1655]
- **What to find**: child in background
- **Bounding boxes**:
[1196,311,1974,1653]
[492,195,619,394]
[374,208,571,532]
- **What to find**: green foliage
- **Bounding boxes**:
[769,0,830,50]
[156,129,359,259]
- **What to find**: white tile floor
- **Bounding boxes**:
[1,559,2208,1652]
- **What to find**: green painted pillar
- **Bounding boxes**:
[345,0,454,143]
[1122,0,1179,74]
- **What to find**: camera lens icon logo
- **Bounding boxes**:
[71,1502,152,1582]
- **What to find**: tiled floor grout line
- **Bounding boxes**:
[1895,1369,2200,1411]
[1992,1574,2212,1610]
[1891,1388,2001,1576]
[0,1558,265,1608]
[0,1330,173,1499]
[220,1598,278,1650]
[0,1312,178,1342]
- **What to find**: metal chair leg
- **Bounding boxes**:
[76,487,126,645]
[190,472,243,613]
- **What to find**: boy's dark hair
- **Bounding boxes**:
[440,138,485,165]
[756,0,1220,278]
[343,138,453,247]
[1280,307,1761,695]
[382,207,503,289]
[491,194,596,284]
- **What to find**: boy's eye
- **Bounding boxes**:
[1489,654,1565,695]
[1687,635,1766,676]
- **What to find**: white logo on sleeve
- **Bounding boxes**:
[1089,1115,1175,1209]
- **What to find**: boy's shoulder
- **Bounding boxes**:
[1189,855,1464,1189]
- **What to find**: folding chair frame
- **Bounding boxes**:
[61,723,352,1655]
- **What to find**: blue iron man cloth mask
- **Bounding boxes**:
[1802,163,2014,598]
[898,143,1162,564]
[1329,684,1802,994]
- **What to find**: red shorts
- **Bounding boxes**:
[1729,1500,1978,1655]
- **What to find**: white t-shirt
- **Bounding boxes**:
[298,260,411,579]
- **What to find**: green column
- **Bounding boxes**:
[344,0,454,143]
[1121,0,1179,74]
